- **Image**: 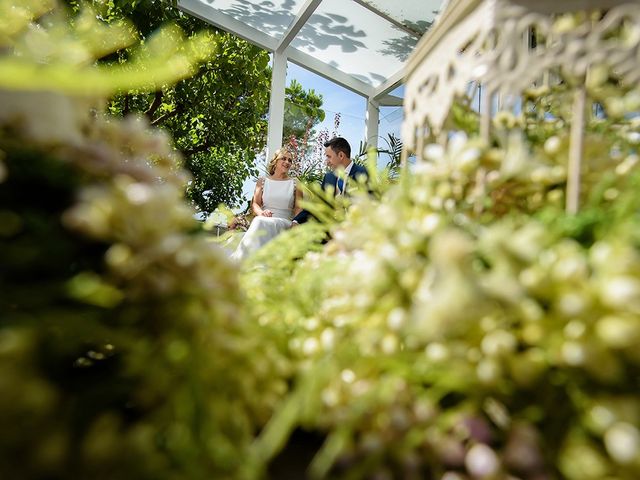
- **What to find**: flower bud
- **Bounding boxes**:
[465,443,500,478]
[600,276,640,311]
[604,422,640,465]
[596,315,640,349]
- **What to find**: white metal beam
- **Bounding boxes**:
[366,98,380,149]
[372,67,405,100]
[178,0,404,101]
[177,0,278,51]
[276,0,323,53]
[286,48,374,98]
[377,94,403,107]
[267,50,288,158]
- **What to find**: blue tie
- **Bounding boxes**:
[336,177,344,195]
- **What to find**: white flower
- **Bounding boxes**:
[561,341,586,366]
[476,359,501,384]
[340,369,356,383]
[605,423,640,464]
[381,334,398,354]
[563,320,586,339]
[423,144,445,162]
[615,154,639,175]
[601,276,640,309]
[558,294,587,316]
[321,387,340,407]
[320,328,335,350]
[544,136,562,155]
[425,342,449,362]
[421,214,441,235]
[596,315,639,348]
[302,337,319,356]
[387,308,406,331]
[465,443,500,477]
[626,131,640,145]
[481,330,517,357]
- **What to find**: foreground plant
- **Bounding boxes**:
[241,79,640,478]
[0,2,288,478]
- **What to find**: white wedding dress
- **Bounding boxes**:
[230,178,295,261]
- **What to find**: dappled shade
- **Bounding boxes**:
[178,0,445,93]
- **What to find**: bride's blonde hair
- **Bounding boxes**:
[266,148,294,176]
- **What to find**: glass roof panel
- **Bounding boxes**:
[357,0,444,35]
[201,0,309,38]
[180,0,446,95]
[389,84,405,97]
[291,0,421,88]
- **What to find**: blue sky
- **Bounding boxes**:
[289,63,405,157]
[241,62,404,203]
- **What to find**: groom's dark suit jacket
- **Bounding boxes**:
[293,163,369,224]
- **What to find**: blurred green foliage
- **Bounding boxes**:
[0,0,214,94]
[0,2,285,478]
[241,119,640,479]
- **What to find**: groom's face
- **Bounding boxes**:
[325,146,341,171]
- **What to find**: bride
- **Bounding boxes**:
[230,148,302,261]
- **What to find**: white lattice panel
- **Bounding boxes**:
[403,0,640,147]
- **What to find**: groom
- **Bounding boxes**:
[292,136,369,226]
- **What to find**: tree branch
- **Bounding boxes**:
[145,90,163,120]
[123,93,130,116]
[183,140,216,157]
[150,105,183,126]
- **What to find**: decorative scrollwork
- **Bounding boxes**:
[404,0,640,151]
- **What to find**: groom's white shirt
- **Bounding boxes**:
[344,161,354,176]
[336,161,354,194]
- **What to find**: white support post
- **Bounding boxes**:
[366,98,380,151]
[567,86,587,215]
[267,51,287,159]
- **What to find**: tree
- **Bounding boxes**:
[60,0,269,212]
[65,1,326,212]
[101,1,272,211]
[284,79,325,141]
[283,79,326,183]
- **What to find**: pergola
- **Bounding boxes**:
[176,0,446,156]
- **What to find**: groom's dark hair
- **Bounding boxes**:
[324,137,351,159]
